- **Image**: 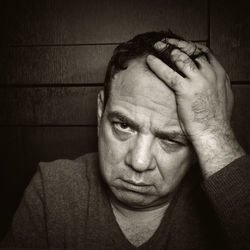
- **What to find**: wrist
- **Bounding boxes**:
[191,127,246,178]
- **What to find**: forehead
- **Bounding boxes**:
[108,58,180,129]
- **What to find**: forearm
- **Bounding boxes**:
[192,125,245,178]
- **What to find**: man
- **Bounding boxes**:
[1,31,249,249]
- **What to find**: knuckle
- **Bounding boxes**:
[176,39,182,47]
[183,57,191,65]
[186,42,197,55]
[167,73,182,88]
[203,46,210,53]
[204,68,217,82]
[171,50,183,62]
[190,63,197,72]
[192,45,199,55]
[163,70,173,81]
[197,43,210,53]
[183,57,196,71]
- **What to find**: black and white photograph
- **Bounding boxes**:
[0,0,249,249]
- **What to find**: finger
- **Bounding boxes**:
[154,41,169,51]
[171,49,199,78]
[194,54,209,66]
[146,54,185,92]
[194,43,210,54]
[157,39,208,64]
[194,54,215,75]
[164,38,201,57]
[195,43,224,70]
[195,57,218,82]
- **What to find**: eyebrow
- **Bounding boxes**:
[108,111,140,130]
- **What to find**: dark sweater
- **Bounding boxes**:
[1,153,250,249]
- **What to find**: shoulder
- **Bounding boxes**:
[36,152,99,195]
[39,152,98,178]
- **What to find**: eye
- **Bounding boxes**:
[113,122,134,133]
[161,139,179,146]
[111,121,136,141]
[159,139,183,152]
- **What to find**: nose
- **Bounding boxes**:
[125,134,155,172]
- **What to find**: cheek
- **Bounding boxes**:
[98,121,128,178]
[156,147,193,191]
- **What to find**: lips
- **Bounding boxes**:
[120,179,153,193]
[123,179,149,186]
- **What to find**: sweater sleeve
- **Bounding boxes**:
[203,155,250,249]
[0,166,48,248]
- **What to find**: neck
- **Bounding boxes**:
[110,197,170,222]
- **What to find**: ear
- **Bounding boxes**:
[97,90,105,134]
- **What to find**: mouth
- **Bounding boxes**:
[119,179,153,193]
[124,179,149,186]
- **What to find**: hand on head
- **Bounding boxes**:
[147,38,245,177]
[147,38,233,141]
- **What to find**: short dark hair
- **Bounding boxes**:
[103,30,184,106]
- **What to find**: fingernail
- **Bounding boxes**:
[154,41,167,50]
[171,49,179,55]
[147,54,155,61]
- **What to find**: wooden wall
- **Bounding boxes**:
[0,0,249,239]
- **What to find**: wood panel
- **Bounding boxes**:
[1,85,250,141]
[231,84,250,153]
[1,43,207,85]
[0,126,97,240]
[1,46,115,84]
[0,126,98,179]
[0,87,101,125]
[1,0,208,45]
[210,1,250,81]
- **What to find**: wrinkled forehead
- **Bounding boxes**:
[108,58,178,118]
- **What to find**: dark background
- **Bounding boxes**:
[0,0,249,241]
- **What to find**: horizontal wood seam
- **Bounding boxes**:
[0,124,97,128]
[4,40,208,48]
[0,82,249,88]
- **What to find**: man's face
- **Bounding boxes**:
[98,58,194,210]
